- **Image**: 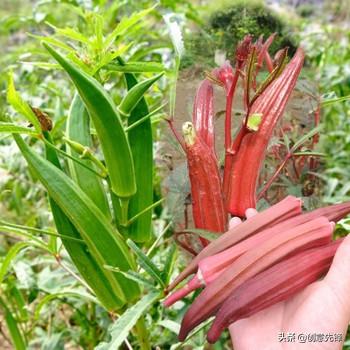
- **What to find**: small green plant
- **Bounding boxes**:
[181,0,298,69]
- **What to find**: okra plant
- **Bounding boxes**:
[1,6,176,349]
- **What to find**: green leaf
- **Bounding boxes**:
[125,103,167,132]
[127,239,165,287]
[43,131,123,310]
[0,222,84,243]
[182,228,219,242]
[104,7,155,51]
[7,284,28,321]
[35,291,98,320]
[0,242,30,284]
[7,72,41,132]
[161,244,177,285]
[104,265,155,289]
[170,318,214,350]
[0,297,26,350]
[93,14,104,51]
[0,122,38,135]
[130,43,171,61]
[291,124,323,153]
[0,225,49,251]
[47,22,91,45]
[127,198,164,226]
[293,151,326,157]
[322,94,350,107]
[107,61,165,73]
[93,43,133,73]
[20,61,61,70]
[95,291,160,350]
[282,130,291,152]
[29,34,74,52]
[158,320,181,334]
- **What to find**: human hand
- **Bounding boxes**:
[228,210,350,350]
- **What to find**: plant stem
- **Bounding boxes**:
[56,255,95,294]
[310,101,321,171]
[223,67,241,199]
[119,198,130,227]
[127,198,165,226]
[257,154,290,201]
[166,117,186,151]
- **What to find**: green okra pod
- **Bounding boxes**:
[117,72,164,118]
[43,43,136,199]
[118,58,155,242]
[66,94,111,219]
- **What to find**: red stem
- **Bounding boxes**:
[224,69,240,151]
[258,152,319,201]
[310,101,321,171]
[257,154,291,201]
[167,118,186,151]
[223,67,242,200]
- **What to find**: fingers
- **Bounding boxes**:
[229,217,242,229]
[245,208,258,219]
[229,208,258,229]
[324,234,350,314]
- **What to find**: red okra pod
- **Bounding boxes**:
[227,48,305,217]
[167,195,302,291]
[183,122,227,242]
[165,199,350,305]
[207,239,343,343]
[178,217,333,340]
[192,79,215,152]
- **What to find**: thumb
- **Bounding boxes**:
[324,234,350,314]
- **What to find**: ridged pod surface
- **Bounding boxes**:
[165,201,350,306]
[227,48,305,216]
[44,43,136,198]
[207,239,343,343]
[183,123,227,244]
[178,217,333,340]
[167,195,302,291]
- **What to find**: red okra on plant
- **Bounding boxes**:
[182,121,227,241]
[166,35,350,340]
[173,34,319,246]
